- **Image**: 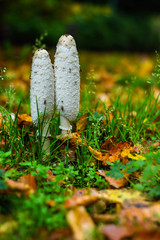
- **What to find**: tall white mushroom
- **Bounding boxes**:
[30,49,55,154]
[54,34,80,134]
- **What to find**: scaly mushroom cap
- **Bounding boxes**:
[54,34,80,122]
[30,49,55,124]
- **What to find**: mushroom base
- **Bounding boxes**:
[59,115,72,135]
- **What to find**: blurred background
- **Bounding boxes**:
[0,0,160,113]
[1,0,160,51]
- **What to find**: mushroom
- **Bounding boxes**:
[54,34,80,134]
[30,49,55,154]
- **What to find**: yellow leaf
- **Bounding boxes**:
[99,189,145,204]
[66,206,95,240]
[0,221,17,234]
[76,113,88,132]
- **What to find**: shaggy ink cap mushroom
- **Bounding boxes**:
[54,34,80,134]
[30,49,55,155]
[30,49,55,124]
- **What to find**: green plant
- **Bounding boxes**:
[104,90,160,142]
[32,32,48,52]
[106,151,160,199]
[0,168,6,190]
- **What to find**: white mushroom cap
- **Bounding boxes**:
[54,34,80,123]
[30,49,55,124]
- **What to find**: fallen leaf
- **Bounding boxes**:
[5,176,36,195]
[100,136,117,151]
[66,206,95,240]
[64,194,99,208]
[76,113,88,132]
[98,189,145,204]
[46,228,73,240]
[100,224,134,240]
[133,231,160,240]
[46,170,56,182]
[5,178,30,192]
[92,213,117,223]
[120,201,160,226]
[0,220,17,234]
[88,140,141,165]
[97,170,127,188]
[18,114,32,127]
[0,113,3,128]
[58,132,88,147]
[18,174,37,194]
[46,199,56,207]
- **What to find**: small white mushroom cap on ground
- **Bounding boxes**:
[54,34,80,134]
[30,49,55,155]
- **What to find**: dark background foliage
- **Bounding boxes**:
[0,0,160,51]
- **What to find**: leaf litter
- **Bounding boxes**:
[0,52,160,239]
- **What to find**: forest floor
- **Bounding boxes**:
[0,48,160,240]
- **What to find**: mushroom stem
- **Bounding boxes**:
[41,119,51,155]
[59,115,72,135]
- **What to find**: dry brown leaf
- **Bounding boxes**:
[5,179,30,192]
[46,228,73,240]
[46,199,56,207]
[46,170,56,182]
[100,224,134,240]
[5,174,36,195]
[59,144,76,162]
[58,132,88,147]
[66,206,95,240]
[64,195,99,208]
[0,113,3,128]
[18,174,37,194]
[18,114,32,127]
[0,137,5,148]
[120,201,160,225]
[92,213,117,223]
[97,170,127,188]
[76,113,88,132]
[133,231,160,240]
[100,136,117,151]
[88,140,134,165]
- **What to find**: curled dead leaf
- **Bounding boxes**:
[58,132,88,147]
[18,174,37,194]
[64,195,99,208]
[97,170,127,188]
[5,174,37,195]
[5,179,30,192]
[66,206,95,240]
[18,114,32,128]
[93,213,117,223]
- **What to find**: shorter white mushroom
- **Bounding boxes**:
[30,49,55,155]
[54,34,80,134]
